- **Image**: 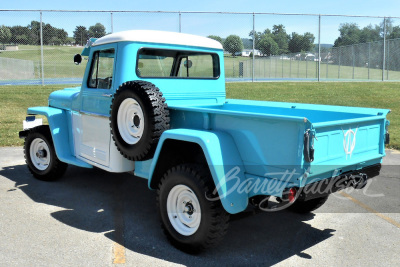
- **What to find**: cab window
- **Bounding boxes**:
[137,48,219,79]
[88,48,115,89]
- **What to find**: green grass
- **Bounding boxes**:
[0,45,87,79]
[223,56,400,81]
[0,82,399,150]
[226,82,399,150]
[0,85,69,146]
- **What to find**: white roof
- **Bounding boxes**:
[93,30,223,50]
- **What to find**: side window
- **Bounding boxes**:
[88,48,115,89]
[177,55,214,78]
[137,55,175,77]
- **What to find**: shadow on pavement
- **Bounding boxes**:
[0,164,335,265]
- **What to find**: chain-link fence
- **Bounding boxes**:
[0,10,399,85]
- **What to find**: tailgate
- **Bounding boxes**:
[310,115,388,178]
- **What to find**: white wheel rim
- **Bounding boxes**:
[30,138,50,171]
[117,98,145,145]
[167,184,202,236]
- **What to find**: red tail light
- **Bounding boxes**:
[288,188,297,203]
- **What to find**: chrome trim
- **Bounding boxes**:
[80,110,109,118]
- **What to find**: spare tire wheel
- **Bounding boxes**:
[110,81,170,161]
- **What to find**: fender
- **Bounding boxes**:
[26,107,92,168]
[149,129,248,214]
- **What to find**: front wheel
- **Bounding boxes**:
[157,164,230,254]
[24,125,68,181]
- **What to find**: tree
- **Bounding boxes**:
[207,35,223,45]
[73,26,89,46]
[27,21,41,45]
[223,35,243,56]
[334,23,362,47]
[359,24,380,43]
[0,25,11,48]
[10,25,29,44]
[288,32,303,53]
[288,32,315,53]
[272,24,289,54]
[302,32,315,51]
[249,30,263,45]
[88,23,106,38]
[10,26,29,45]
[389,25,400,39]
[380,18,394,38]
[258,35,279,56]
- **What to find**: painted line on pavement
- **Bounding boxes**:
[339,191,400,228]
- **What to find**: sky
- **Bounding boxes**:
[1,0,400,44]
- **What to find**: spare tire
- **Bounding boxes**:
[110,81,170,161]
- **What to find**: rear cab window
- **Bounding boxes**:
[136,48,220,79]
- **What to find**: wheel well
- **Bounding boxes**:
[150,139,208,189]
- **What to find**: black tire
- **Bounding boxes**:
[157,164,230,254]
[110,81,170,161]
[288,196,329,214]
[24,125,68,181]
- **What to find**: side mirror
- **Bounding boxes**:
[74,54,82,65]
[184,59,192,68]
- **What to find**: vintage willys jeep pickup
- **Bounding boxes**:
[19,30,390,253]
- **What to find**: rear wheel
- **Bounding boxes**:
[157,164,230,254]
[24,125,68,181]
[288,196,329,214]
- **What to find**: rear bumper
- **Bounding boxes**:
[298,164,381,201]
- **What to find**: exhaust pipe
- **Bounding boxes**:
[350,173,368,189]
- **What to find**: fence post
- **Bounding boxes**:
[179,12,182,33]
[252,13,255,82]
[352,45,355,79]
[297,57,300,78]
[111,12,114,33]
[338,47,341,79]
[382,17,386,81]
[306,58,308,78]
[326,56,328,79]
[264,59,266,78]
[318,15,321,81]
[387,39,390,80]
[368,42,370,80]
[270,56,272,78]
[40,11,44,86]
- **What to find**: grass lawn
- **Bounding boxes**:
[0,45,87,79]
[0,82,398,150]
[224,56,400,81]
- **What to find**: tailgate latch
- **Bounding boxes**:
[304,130,316,162]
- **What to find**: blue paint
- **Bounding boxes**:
[148,129,247,214]
[26,107,92,168]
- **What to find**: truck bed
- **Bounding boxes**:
[169,99,390,185]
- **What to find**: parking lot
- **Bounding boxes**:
[0,147,399,266]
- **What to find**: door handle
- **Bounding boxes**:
[102,93,113,97]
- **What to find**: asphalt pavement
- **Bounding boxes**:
[0,147,399,266]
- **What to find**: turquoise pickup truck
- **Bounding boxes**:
[19,30,390,253]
